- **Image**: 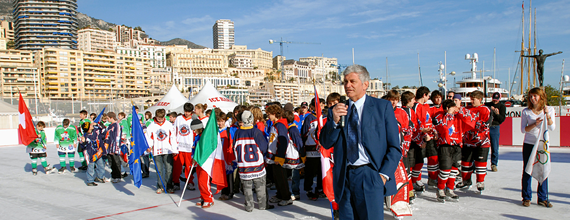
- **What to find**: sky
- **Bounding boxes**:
[79,0,570,94]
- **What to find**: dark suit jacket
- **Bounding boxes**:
[320,95,402,201]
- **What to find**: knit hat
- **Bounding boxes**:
[492,92,501,100]
[81,121,91,133]
[453,94,462,100]
[191,118,203,130]
[241,110,254,126]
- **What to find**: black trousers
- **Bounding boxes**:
[107,154,122,179]
[221,171,235,197]
[304,157,322,192]
[272,164,291,200]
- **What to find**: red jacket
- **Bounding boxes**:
[412,102,433,145]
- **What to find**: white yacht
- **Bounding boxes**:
[561,75,570,104]
[449,53,509,105]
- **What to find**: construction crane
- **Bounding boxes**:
[269,38,320,82]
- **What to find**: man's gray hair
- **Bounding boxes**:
[343,64,370,83]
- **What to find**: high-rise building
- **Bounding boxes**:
[13,0,78,50]
[213,19,234,49]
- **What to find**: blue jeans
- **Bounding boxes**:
[87,158,105,183]
[291,169,300,196]
[489,126,501,166]
[522,143,548,201]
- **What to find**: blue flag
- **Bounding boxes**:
[94,107,106,123]
[128,105,150,188]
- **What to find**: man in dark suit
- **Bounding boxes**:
[320,65,402,220]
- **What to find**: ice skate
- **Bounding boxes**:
[456,179,472,190]
[436,189,446,203]
[427,178,438,189]
[32,168,37,175]
[445,188,459,202]
[476,182,485,194]
[58,167,66,174]
[413,181,425,193]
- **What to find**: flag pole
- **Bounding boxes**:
[151,153,168,193]
[177,162,196,207]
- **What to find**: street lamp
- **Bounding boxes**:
[436,61,456,94]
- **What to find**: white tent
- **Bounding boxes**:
[188,80,238,113]
[146,85,189,114]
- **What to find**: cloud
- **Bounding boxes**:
[181,15,213,25]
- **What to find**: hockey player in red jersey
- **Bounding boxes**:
[426,90,444,189]
[400,91,417,202]
[410,86,434,192]
[433,99,475,202]
[383,90,413,217]
[456,91,492,193]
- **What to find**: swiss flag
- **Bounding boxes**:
[314,84,338,210]
[18,93,37,145]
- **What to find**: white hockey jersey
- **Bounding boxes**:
[146,119,178,155]
[174,115,194,153]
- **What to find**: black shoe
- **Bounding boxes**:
[142,173,149,178]
[264,204,275,210]
[78,165,88,170]
[122,173,128,178]
[94,177,107,183]
[87,182,98,186]
[307,192,318,201]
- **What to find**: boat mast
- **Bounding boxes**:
[520,2,525,95]
[533,7,537,87]
[527,0,532,89]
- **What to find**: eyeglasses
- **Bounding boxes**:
[447,96,453,99]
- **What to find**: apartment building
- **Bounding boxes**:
[114,25,145,48]
[282,60,311,83]
[266,82,301,105]
[229,45,272,70]
[272,55,286,70]
[34,48,151,100]
[78,28,117,52]
[299,56,338,80]
[1,21,15,50]
[0,50,38,99]
[13,0,78,50]
[213,19,234,50]
[117,44,166,68]
[248,89,272,107]
[219,89,249,105]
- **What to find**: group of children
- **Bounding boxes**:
[383,87,493,204]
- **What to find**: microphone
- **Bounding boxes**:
[339,96,347,128]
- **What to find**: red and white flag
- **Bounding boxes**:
[18,93,38,145]
[314,84,338,210]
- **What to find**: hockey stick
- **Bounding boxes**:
[150,153,168,193]
[329,202,334,220]
[177,161,196,207]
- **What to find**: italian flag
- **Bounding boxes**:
[194,110,227,192]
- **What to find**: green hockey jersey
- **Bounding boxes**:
[54,125,78,152]
[26,130,47,154]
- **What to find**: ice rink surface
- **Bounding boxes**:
[1,145,569,220]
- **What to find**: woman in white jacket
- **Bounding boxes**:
[520,87,555,208]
